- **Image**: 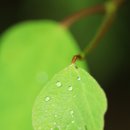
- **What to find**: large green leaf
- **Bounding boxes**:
[1,20,87,86]
[32,64,107,130]
[0,20,87,130]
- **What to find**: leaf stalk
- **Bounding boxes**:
[61,0,125,63]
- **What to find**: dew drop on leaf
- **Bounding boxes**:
[54,114,58,118]
[70,110,74,115]
[77,76,81,81]
[56,81,62,87]
[45,96,50,102]
[68,85,73,91]
[71,120,75,123]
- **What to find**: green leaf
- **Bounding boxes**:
[32,64,107,130]
[0,20,87,86]
[0,20,87,130]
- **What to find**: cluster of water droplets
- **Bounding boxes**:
[44,75,81,102]
[43,75,82,130]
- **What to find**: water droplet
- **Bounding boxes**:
[72,120,75,123]
[56,81,62,87]
[77,76,81,81]
[68,86,73,91]
[70,110,74,115]
[45,96,50,102]
[54,114,58,117]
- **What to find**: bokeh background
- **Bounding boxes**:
[0,0,129,130]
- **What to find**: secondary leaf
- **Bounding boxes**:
[32,64,107,130]
[0,20,87,86]
[0,20,87,130]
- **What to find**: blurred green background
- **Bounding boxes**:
[0,0,130,130]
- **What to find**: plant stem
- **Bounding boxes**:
[81,0,125,58]
[66,0,125,63]
[61,4,105,28]
[71,54,82,64]
[82,13,115,58]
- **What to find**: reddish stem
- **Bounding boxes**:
[61,4,105,27]
[71,54,83,64]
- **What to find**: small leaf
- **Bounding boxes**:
[32,64,107,130]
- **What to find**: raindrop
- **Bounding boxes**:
[56,81,62,87]
[68,86,73,91]
[72,120,75,123]
[70,110,74,115]
[54,114,58,118]
[45,96,50,102]
[77,76,81,81]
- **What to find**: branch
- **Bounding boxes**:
[61,4,105,28]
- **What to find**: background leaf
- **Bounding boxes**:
[32,64,107,130]
[0,20,87,130]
